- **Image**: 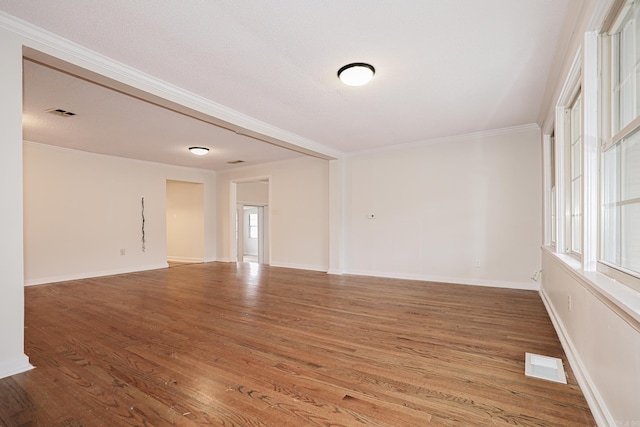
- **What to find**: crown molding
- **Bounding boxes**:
[348,123,541,157]
[216,153,323,176]
[0,11,342,161]
[23,140,218,175]
[595,0,624,33]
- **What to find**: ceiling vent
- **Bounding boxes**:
[227,160,245,165]
[45,108,76,117]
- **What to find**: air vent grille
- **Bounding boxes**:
[45,108,76,117]
[524,353,567,384]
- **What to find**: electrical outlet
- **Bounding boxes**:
[474,260,480,268]
[120,249,126,256]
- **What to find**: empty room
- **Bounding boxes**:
[0,1,638,426]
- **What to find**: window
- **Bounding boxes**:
[601,129,640,289]
[601,0,640,291]
[612,1,640,135]
[249,213,258,239]
[569,93,583,255]
[550,133,557,246]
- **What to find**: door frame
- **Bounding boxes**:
[229,177,270,264]
[237,203,268,263]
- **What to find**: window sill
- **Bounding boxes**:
[542,246,640,331]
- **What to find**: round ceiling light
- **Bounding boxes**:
[337,63,375,86]
[189,146,209,155]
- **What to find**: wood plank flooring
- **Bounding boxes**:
[1,262,595,426]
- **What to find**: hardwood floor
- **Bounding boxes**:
[1,262,595,426]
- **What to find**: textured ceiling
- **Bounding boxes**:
[2,1,581,169]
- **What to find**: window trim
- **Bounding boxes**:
[544,246,640,332]
[607,114,640,151]
[556,88,584,260]
[569,92,584,256]
[552,48,582,259]
[543,132,557,248]
[598,0,640,289]
[598,261,640,293]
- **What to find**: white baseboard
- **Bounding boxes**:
[216,257,235,263]
[539,288,612,427]
[167,256,204,263]
[24,262,169,286]
[0,354,33,379]
[344,269,539,291]
[269,261,328,272]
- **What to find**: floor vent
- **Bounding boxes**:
[524,353,567,384]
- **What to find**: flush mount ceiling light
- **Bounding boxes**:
[189,146,209,155]
[337,63,375,86]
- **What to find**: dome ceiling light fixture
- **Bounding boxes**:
[189,146,210,155]
[337,63,375,86]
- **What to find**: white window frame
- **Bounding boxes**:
[550,31,599,268]
[598,0,640,292]
[569,92,584,256]
[548,132,558,247]
[543,128,556,247]
[553,48,583,260]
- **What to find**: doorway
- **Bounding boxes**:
[232,179,269,264]
[166,180,205,264]
[239,205,267,263]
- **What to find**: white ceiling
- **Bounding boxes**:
[22,60,304,170]
[3,1,582,170]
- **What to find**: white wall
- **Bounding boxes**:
[344,126,542,289]
[541,251,640,425]
[23,142,216,284]
[166,180,205,263]
[237,181,269,204]
[0,28,32,378]
[217,157,329,271]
